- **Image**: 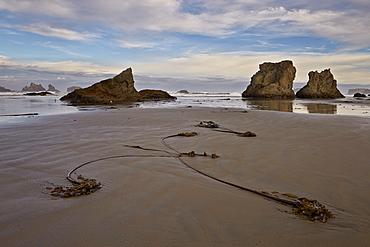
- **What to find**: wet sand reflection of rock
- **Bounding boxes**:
[243,99,293,112]
[303,103,337,114]
[243,99,338,115]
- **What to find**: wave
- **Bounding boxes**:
[169,91,242,97]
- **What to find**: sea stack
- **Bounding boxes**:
[242,60,296,99]
[47,84,60,92]
[0,86,12,92]
[60,68,142,104]
[60,68,175,104]
[22,83,46,92]
[296,69,344,99]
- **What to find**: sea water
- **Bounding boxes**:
[1,91,370,123]
[140,91,370,117]
[0,92,79,122]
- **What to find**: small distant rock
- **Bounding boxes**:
[347,88,370,95]
[0,86,12,92]
[139,89,177,100]
[177,90,189,94]
[296,69,344,99]
[47,84,60,92]
[67,86,82,92]
[354,93,366,97]
[22,83,46,92]
[242,60,296,99]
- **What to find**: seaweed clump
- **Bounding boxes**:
[293,198,335,223]
[196,121,220,128]
[237,131,257,137]
[44,175,102,198]
[257,191,334,223]
[178,132,198,137]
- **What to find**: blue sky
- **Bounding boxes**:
[0,0,369,92]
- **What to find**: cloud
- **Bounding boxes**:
[131,51,370,86]
[0,0,76,18]
[0,55,118,77]
[0,1,369,92]
[7,23,100,41]
[37,42,90,57]
[118,40,158,49]
[1,1,369,49]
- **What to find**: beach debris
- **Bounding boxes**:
[293,198,334,223]
[0,113,38,117]
[178,132,198,137]
[282,192,299,198]
[180,151,219,159]
[186,151,196,157]
[257,190,334,222]
[197,120,257,137]
[211,153,219,159]
[38,119,334,223]
[196,121,220,128]
[237,131,257,137]
[42,175,102,198]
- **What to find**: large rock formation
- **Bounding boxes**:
[242,60,296,99]
[22,83,46,92]
[60,68,175,104]
[296,69,344,99]
[60,68,142,104]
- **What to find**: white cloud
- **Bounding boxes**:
[131,51,370,86]
[0,55,119,76]
[118,40,158,49]
[1,0,369,49]
[0,0,76,18]
[38,42,90,57]
[7,23,100,41]
[0,0,369,92]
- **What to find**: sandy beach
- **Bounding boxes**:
[1,107,370,246]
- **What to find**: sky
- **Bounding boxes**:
[0,0,369,93]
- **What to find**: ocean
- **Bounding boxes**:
[1,91,370,123]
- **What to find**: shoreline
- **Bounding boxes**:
[1,107,370,246]
[1,93,370,125]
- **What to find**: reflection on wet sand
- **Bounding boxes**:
[243,99,338,114]
[242,99,293,112]
[303,103,337,114]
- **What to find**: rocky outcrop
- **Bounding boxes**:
[67,86,82,92]
[177,90,189,94]
[354,93,367,97]
[242,60,296,99]
[22,83,46,92]
[60,68,142,104]
[296,69,344,99]
[24,91,53,96]
[0,86,11,92]
[347,88,370,95]
[47,84,60,92]
[139,89,176,100]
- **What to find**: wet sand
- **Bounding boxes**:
[1,107,370,246]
